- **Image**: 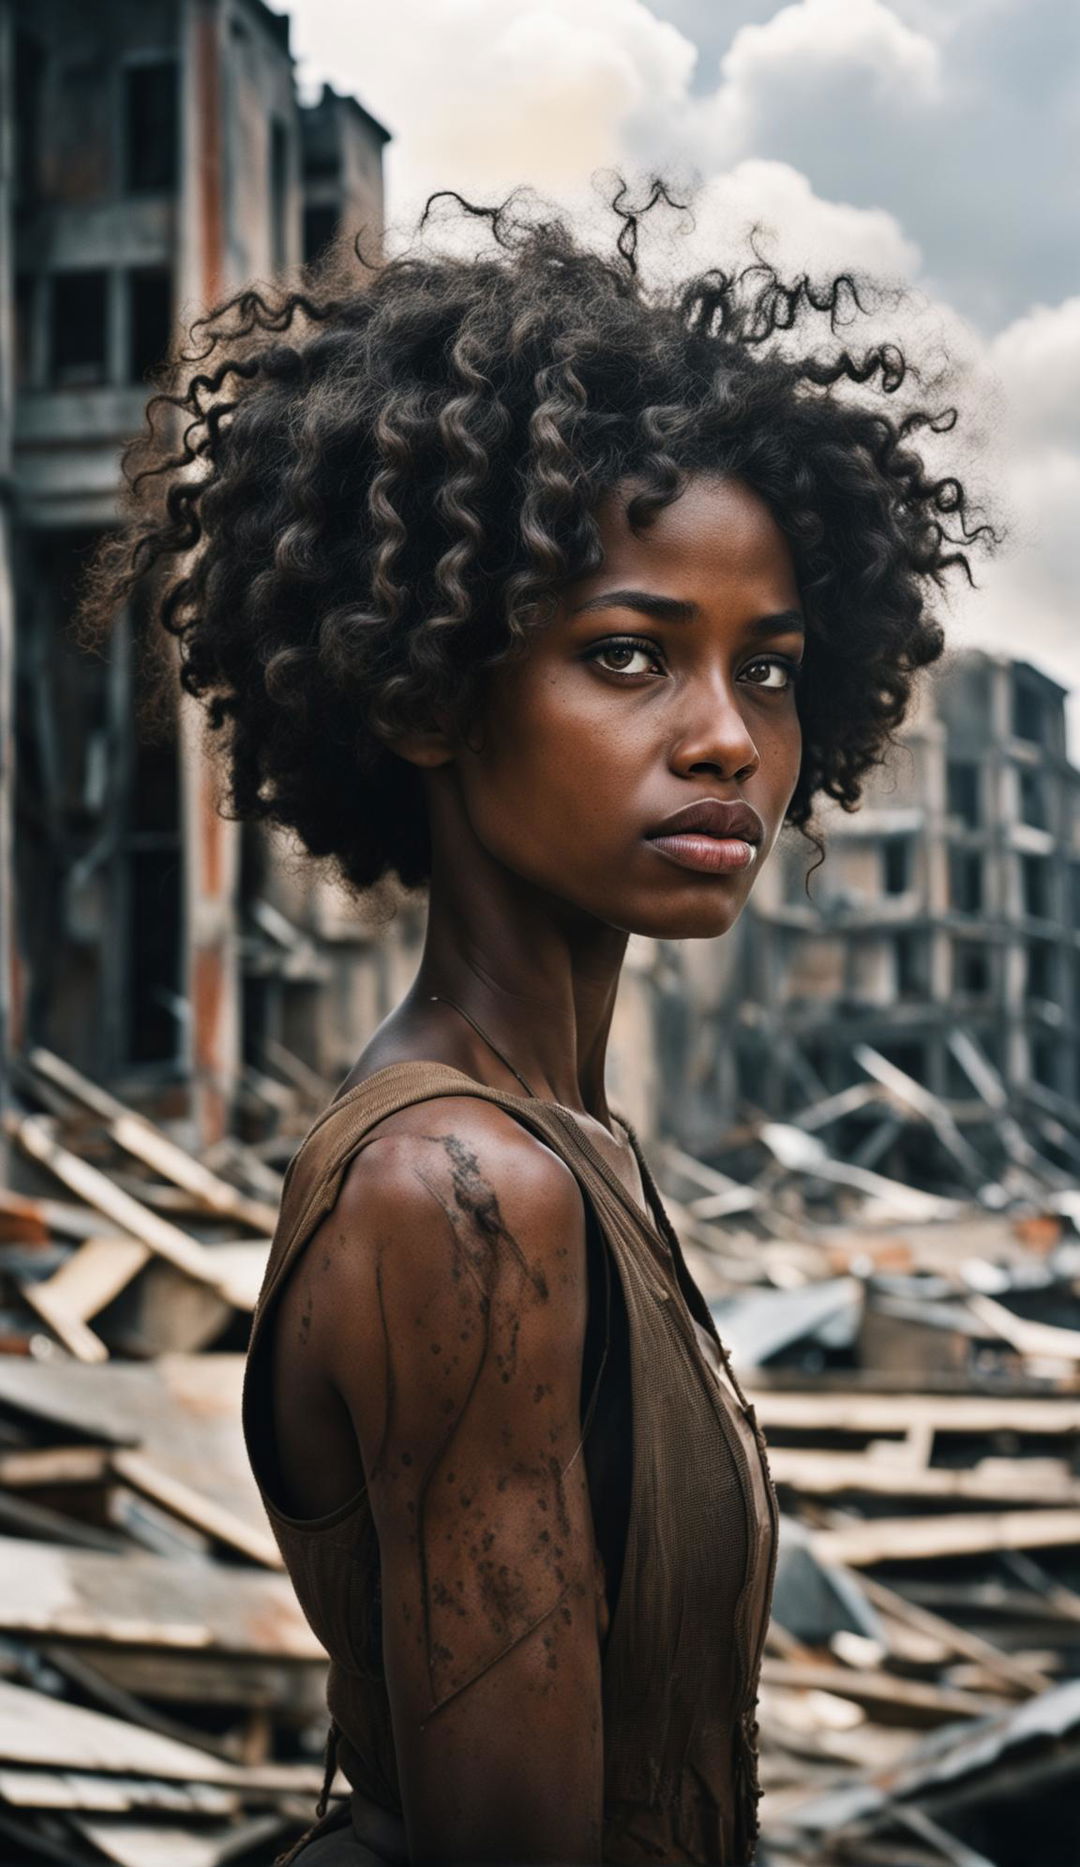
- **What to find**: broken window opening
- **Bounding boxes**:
[303,203,339,266]
[953,940,991,998]
[127,268,172,382]
[1018,766,1049,830]
[123,60,179,194]
[948,849,984,915]
[1025,940,1057,1004]
[269,119,290,272]
[1012,679,1046,746]
[49,271,109,388]
[893,931,926,999]
[1021,854,1051,921]
[882,837,912,897]
[14,274,35,389]
[946,758,981,829]
[1031,1033,1058,1091]
[14,29,46,206]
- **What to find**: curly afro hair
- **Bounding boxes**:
[84,182,994,895]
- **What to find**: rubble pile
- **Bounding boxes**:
[2,1037,1079,1865]
[658,1044,1080,1867]
[0,1048,329,1866]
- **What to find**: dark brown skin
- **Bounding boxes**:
[271,473,803,1863]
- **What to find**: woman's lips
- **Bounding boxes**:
[646,832,757,874]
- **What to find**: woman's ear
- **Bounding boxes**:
[383,703,461,769]
[391,724,455,769]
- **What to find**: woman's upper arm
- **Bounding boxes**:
[317,1102,604,1866]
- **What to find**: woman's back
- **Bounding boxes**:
[243,1062,778,1866]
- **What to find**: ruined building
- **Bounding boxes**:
[1,7,1076,1174]
[655,650,1080,1180]
[0,0,390,1140]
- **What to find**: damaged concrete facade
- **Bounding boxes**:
[0,0,389,1139]
[658,651,1080,1180]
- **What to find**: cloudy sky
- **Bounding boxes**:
[281,0,1079,749]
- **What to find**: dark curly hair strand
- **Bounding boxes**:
[82,182,995,894]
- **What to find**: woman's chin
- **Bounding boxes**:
[625,895,750,942]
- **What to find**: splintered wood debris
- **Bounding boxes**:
[3,1044,1080,1864]
[653,1051,1080,1867]
[0,1051,334,1863]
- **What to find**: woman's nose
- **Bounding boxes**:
[669,679,760,782]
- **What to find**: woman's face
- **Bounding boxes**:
[454,473,805,940]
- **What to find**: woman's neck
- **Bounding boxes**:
[409,842,629,1123]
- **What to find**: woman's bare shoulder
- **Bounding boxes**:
[327,1092,585,1266]
[295,1094,589,1379]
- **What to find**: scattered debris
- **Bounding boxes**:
[0,1056,332,1862]
[4,1033,1080,1865]
[653,1070,1080,1867]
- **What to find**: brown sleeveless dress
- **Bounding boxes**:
[243,1063,778,1866]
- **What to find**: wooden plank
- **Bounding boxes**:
[757,1121,964,1220]
[766,1446,1080,1505]
[814,1507,1080,1568]
[19,1277,108,1363]
[0,1446,112,1488]
[5,1115,237,1298]
[200,1240,270,1312]
[0,1678,327,1791]
[854,1572,1052,1695]
[759,1658,1004,1725]
[793,1080,883,1133]
[0,1356,270,1548]
[83,1649,328,1718]
[74,1814,287,1867]
[892,1805,998,1867]
[0,1536,322,1659]
[746,1390,1080,1436]
[0,1769,238,1815]
[853,1042,988,1186]
[42,1645,240,1765]
[111,1451,283,1571]
[0,1678,243,1784]
[28,1236,150,1322]
[0,1489,129,1555]
[967,1291,1080,1361]
[28,1048,279,1235]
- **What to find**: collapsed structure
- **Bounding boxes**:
[0,0,391,1147]
[642,651,1080,1187]
[0,1041,1079,1866]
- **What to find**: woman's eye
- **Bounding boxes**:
[589,638,663,677]
[742,656,801,691]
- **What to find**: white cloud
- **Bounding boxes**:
[286,0,695,211]
[281,0,1079,749]
[941,295,1080,744]
[670,159,921,284]
[989,298,1080,448]
[683,0,939,168]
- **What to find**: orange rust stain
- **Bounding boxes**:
[195,3,225,306]
[192,942,229,1145]
[193,942,225,1075]
[0,1191,50,1246]
[199,760,225,899]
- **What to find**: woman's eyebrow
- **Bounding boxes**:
[570,588,805,636]
[747,609,806,638]
[570,589,695,622]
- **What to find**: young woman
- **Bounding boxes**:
[89,188,988,1866]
